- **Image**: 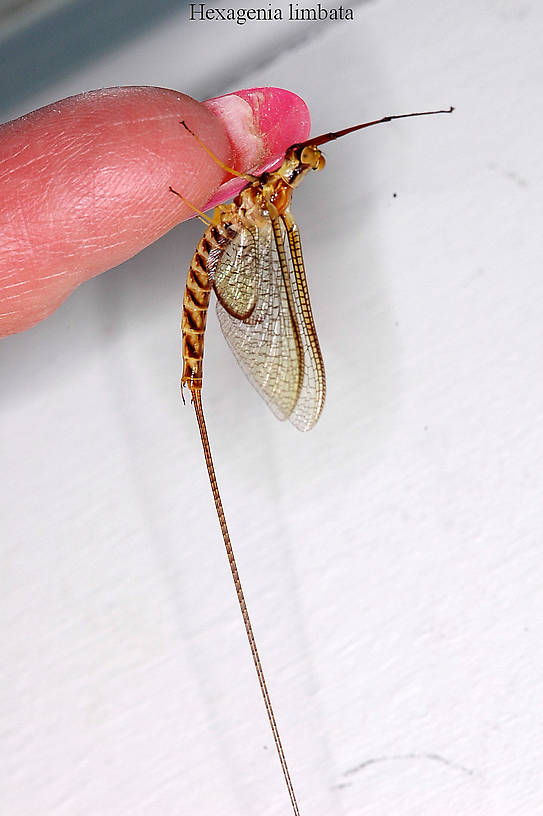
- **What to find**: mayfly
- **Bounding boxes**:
[170,105,453,815]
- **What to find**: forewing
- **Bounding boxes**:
[215,218,325,431]
[213,227,258,320]
[215,221,300,421]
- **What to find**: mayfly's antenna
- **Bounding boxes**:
[295,106,454,149]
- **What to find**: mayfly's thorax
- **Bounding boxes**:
[231,185,273,227]
[231,178,296,226]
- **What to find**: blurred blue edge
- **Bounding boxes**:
[0,0,184,120]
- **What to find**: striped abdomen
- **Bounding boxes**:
[181,221,233,391]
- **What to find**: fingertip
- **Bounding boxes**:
[202,87,311,209]
[0,86,311,335]
[230,87,311,155]
[0,86,232,336]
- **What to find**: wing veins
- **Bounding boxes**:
[215,215,325,430]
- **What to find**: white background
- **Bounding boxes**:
[1,1,542,814]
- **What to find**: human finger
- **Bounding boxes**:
[0,85,310,336]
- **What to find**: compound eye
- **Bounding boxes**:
[300,145,322,168]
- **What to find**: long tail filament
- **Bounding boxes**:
[191,388,301,816]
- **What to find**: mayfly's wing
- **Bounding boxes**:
[213,225,258,320]
[213,215,326,431]
[278,210,326,431]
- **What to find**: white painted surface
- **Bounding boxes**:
[1,1,542,814]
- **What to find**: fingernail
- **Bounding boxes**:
[202,87,311,210]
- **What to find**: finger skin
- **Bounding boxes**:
[0,86,310,336]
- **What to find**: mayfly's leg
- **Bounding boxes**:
[169,185,214,227]
[269,215,305,407]
[281,209,326,415]
[179,120,258,184]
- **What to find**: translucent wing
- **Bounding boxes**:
[213,227,257,320]
[214,215,326,431]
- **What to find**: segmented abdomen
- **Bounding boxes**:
[181,222,233,391]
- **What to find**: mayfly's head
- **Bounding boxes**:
[297,144,326,172]
[265,106,454,211]
[277,143,326,188]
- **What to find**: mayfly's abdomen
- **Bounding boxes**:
[182,223,232,391]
